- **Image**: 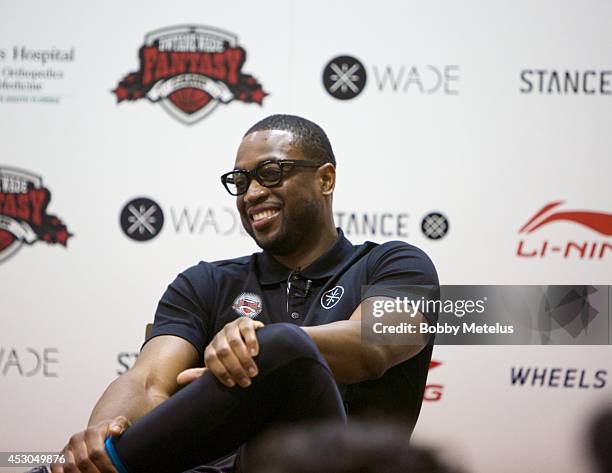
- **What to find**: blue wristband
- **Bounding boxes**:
[105,436,129,473]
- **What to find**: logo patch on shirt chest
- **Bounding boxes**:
[232,292,263,318]
[321,286,344,309]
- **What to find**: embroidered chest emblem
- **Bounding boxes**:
[321,286,344,309]
[232,292,263,318]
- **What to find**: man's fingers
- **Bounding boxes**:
[50,462,63,473]
[50,448,70,473]
[204,348,236,387]
[202,318,264,388]
[240,319,264,357]
[108,416,131,436]
[214,339,252,387]
[83,428,118,473]
[176,367,208,386]
[68,437,102,473]
[54,447,75,473]
[226,322,259,378]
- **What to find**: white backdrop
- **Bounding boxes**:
[1,1,611,472]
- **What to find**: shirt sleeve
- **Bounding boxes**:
[145,263,213,364]
[345,242,439,423]
[364,241,439,325]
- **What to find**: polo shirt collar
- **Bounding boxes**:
[256,228,354,284]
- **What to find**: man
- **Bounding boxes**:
[589,403,612,473]
[51,114,438,473]
[248,420,465,473]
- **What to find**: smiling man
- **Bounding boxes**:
[50,115,438,473]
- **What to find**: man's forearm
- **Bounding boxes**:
[88,370,169,426]
[301,321,385,384]
[302,315,428,385]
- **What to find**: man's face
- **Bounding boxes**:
[234,130,323,256]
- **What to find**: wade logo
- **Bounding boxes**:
[516,201,611,259]
[424,360,445,402]
[113,25,268,125]
[0,166,71,263]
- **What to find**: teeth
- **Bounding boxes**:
[253,209,278,222]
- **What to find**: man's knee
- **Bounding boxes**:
[256,323,324,365]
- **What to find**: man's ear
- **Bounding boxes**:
[317,163,336,195]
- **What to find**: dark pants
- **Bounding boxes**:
[109,323,346,473]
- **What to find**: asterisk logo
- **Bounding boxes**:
[329,62,361,94]
[322,55,367,100]
[127,203,159,235]
[321,286,345,309]
[120,197,165,242]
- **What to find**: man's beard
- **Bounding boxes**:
[242,198,321,256]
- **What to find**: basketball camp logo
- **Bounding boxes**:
[113,25,268,125]
[232,292,263,318]
[0,167,71,263]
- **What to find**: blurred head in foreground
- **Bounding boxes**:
[589,403,612,473]
[248,420,465,473]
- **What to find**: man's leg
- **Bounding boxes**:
[106,323,346,473]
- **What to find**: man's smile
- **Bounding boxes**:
[247,205,281,231]
[253,209,279,221]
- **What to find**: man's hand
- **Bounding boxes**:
[51,416,130,473]
[178,318,264,389]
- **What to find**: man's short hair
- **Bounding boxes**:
[244,114,336,166]
[589,403,612,473]
[248,420,467,473]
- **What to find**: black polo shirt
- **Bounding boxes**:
[150,229,438,425]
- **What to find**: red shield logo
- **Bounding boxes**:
[232,292,263,319]
[113,25,268,125]
[0,167,71,263]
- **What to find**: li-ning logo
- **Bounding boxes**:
[232,292,263,318]
[113,25,268,125]
[516,201,612,259]
[0,166,72,263]
[321,286,344,309]
[424,360,444,402]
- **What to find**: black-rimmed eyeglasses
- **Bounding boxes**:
[220,159,320,196]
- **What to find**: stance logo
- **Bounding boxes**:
[120,197,164,242]
[322,55,367,100]
[232,292,263,318]
[0,166,71,263]
[421,212,449,240]
[517,201,611,259]
[113,25,268,125]
[321,286,344,309]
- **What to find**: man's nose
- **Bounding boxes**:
[243,178,270,203]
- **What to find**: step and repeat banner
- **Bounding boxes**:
[1,1,611,472]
